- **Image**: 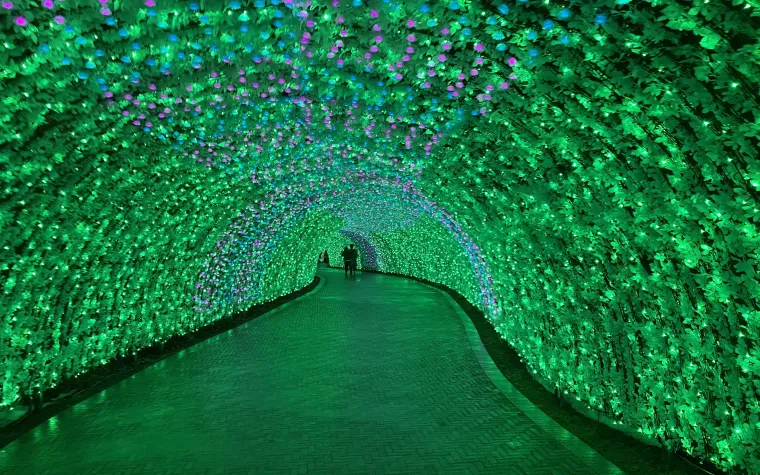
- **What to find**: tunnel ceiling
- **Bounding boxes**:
[2,0,760,472]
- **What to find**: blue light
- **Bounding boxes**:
[558,8,571,19]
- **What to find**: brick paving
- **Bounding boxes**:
[1,268,612,474]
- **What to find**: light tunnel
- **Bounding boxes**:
[1,0,759,473]
[195,179,494,316]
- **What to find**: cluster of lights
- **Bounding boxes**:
[1,0,759,472]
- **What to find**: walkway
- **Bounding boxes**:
[1,268,618,474]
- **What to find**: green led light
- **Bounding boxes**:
[1,1,759,472]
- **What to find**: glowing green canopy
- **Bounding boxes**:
[1,0,759,471]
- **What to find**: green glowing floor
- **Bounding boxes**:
[1,268,614,474]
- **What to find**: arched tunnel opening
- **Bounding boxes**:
[1,1,759,473]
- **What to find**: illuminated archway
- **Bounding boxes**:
[2,1,758,471]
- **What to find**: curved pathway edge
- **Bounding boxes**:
[437,290,626,475]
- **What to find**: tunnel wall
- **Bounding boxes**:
[414,151,760,471]
[368,221,481,310]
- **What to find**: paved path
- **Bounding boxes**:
[1,268,619,474]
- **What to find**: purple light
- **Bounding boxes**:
[42,0,54,8]
[508,57,517,67]
[1,2,12,9]
[14,16,27,26]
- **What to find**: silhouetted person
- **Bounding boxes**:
[347,244,358,276]
[322,249,330,265]
[341,246,350,275]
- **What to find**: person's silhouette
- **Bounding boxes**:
[341,246,350,276]
[322,249,330,265]
[347,244,358,276]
